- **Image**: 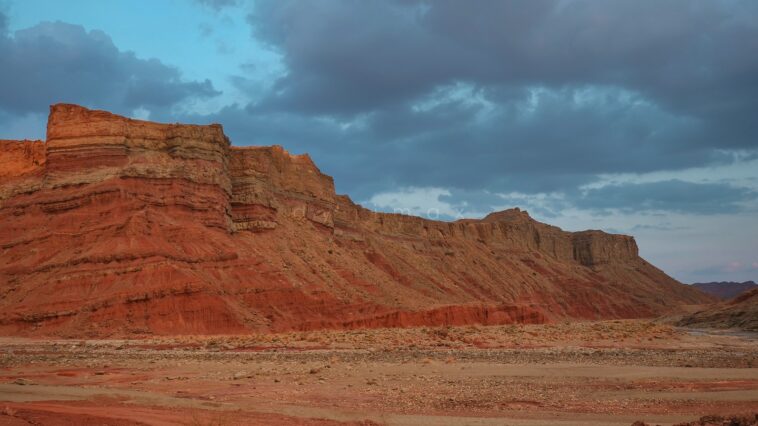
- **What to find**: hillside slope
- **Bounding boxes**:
[0,104,712,337]
[677,289,758,331]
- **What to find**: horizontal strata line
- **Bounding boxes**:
[286,305,549,331]
[2,220,232,250]
[230,184,336,206]
[26,251,240,274]
[47,133,226,143]
[46,143,222,150]
[47,143,128,148]
[3,177,232,207]
[1,187,122,211]
[1,218,228,252]
[2,286,208,324]
[2,258,264,288]
[46,146,226,159]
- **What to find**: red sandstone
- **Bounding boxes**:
[0,104,712,337]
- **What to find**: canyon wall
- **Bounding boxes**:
[0,104,712,337]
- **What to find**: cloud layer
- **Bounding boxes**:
[218,0,758,207]
[0,14,219,121]
[251,0,758,130]
[1,1,757,282]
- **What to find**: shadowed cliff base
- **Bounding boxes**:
[0,104,712,337]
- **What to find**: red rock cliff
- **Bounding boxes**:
[0,105,712,337]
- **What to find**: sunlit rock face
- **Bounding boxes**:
[0,104,712,337]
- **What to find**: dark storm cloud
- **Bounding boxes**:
[158,104,396,198]
[0,17,219,118]
[249,0,758,149]
[2,1,753,219]
[577,180,757,215]
[197,85,731,201]
[434,180,757,218]
[383,86,728,192]
[248,1,455,115]
[234,0,758,213]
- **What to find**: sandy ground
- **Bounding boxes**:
[0,320,756,425]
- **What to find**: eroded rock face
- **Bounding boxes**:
[0,139,45,179]
[229,145,336,232]
[0,104,713,337]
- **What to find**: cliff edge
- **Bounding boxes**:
[0,104,712,337]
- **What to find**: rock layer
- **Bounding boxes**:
[0,104,712,337]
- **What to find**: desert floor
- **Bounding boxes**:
[0,320,756,425]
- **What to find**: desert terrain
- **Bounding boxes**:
[1,320,756,425]
[3,0,758,422]
[0,107,755,425]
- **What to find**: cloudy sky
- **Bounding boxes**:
[1,0,757,283]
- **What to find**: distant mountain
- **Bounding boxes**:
[692,281,758,300]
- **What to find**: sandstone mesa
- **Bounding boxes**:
[0,104,712,337]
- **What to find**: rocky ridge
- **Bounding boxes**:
[0,104,712,336]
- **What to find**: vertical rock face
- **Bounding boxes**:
[0,105,713,337]
[571,231,639,267]
[229,146,336,231]
[0,139,46,202]
[42,104,233,230]
[46,104,230,184]
[0,139,45,179]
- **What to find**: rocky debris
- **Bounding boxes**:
[1,321,755,370]
[679,415,758,426]
[634,414,758,426]
[232,371,250,380]
[0,328,755,425]
[0,406,17,417]
[0,104,712,337]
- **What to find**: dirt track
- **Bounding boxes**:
[1,321,756,425]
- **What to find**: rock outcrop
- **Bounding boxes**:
[0,105,713,337]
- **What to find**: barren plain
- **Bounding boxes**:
[1,320,756,425]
